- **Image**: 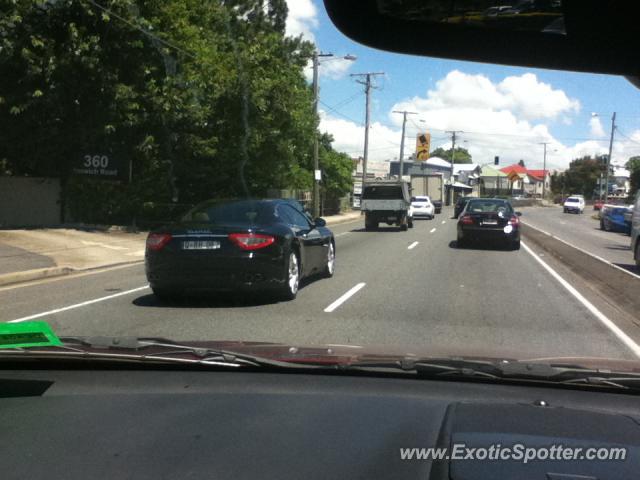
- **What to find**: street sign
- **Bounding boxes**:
[416,133,431,161]
[314,169,322,181]
[73,153,122,179]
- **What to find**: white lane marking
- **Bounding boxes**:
[125,250,146,256]
[6,285,150,323]
[441,220,446,224]
[324,283,366,313]
[521,241,640,358]
[335,232,351,238]
[408,241,419,250]
[430,228,437,233]
[523,221,640,281]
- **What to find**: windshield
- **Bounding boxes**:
[182,201,275,225]
[362,186,403,199]
[2,0,640,376]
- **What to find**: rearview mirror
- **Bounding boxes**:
[324,0,640,78]
[314,217,327,228]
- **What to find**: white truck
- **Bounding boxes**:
[410,174,444,214]
[361,180,412,231]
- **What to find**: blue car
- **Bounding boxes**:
[600,206,632,234]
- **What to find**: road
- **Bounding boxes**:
[1,208,639,361]
[520,205,636,271]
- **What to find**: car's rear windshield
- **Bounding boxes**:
[363,186,403,199]
[182,201,275,225]
[413,197,430,202]
[566,198,580,203]
[466,200,512,213]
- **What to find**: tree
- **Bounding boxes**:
[0,0,318,224]
[318,133,353,197]
[551,156,603,199]
[627,156,640,200]
[429,147,472,164]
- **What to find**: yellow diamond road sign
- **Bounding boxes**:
[416,133,431,161]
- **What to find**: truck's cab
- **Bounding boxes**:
[361,180,412,231]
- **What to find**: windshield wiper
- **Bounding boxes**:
[342,357,640,391]
[0,336,320,370]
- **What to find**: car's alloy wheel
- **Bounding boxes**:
[281,251,299,300]
[323,242,335,278]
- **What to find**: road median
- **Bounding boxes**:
[521,223,640,325]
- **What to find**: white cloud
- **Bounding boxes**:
[285,0,318,41]
[589,117,606,137]
[318,70,640,172]
[319,111,402,164]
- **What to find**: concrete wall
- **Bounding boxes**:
[0,177,60,227]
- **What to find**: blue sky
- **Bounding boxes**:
[286,0,640,171]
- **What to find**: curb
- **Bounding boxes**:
[0,266,75,287]
[0,260,145,288]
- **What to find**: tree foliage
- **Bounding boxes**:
[550,156,606,198]
[626,156,640,200]
[0,0,348,223]
[429,147,472,164]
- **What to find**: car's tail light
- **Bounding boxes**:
[229,233,275,250]
[508,215,520,226]
[460,214,474,225]
[146,233,172,251]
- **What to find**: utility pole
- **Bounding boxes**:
[393,110,417,182]
[605,112,617,203]
[312,52,334,218]
[351,72,384,197]
[539,142,549,200]
[445,130,463,205]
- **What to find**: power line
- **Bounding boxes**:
[318,100,364,126]
[615,128,640,146]
[83,0,197,60]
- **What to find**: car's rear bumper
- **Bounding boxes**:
[412,210,434,217]
[145,254,286,292]
[458,226,520,243]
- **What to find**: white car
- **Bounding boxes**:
[410,195,435,219]
[563,196,585,214]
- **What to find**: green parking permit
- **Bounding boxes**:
[0,321,62,349]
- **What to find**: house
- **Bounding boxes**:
[453,163,482,197]
[479,165,508,197]
[389,157,452,180]
[500,164,550,197]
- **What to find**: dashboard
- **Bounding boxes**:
[1,369,639,479]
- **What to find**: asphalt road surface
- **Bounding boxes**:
[520,205,636,271]
[1,208,639,361]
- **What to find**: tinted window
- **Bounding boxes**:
[566,198,580,203]
[182,201,274,225]
[466,200,512,213]
[282,205,310,229]
[363,186,403,199]
[275,205,294,225]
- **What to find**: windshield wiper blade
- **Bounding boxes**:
[0,336,320,370]
[343,357,640,390]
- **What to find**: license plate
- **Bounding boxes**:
[182,240,220,250]
[482,220,498,226]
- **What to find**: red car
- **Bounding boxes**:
[593,199,604,210]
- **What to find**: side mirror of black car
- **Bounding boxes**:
[314,217,327,228]
[516,212,522,217]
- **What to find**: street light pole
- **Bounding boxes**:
[540,142,549,199]
[311,53,356,217]
[605,112,617,203]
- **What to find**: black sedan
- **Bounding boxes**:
[454,196,474,218]
[456,198,521,250]
[145,199,335,301]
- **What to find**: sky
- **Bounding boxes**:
[285,0,640,172]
